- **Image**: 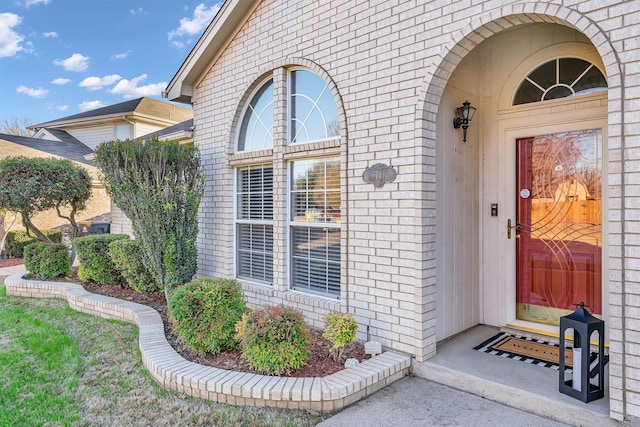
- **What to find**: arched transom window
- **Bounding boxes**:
[513,58,607,106]
[238,79,274,151]
[290,69,339,144]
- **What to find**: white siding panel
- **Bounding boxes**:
[67,126,113,150]
[134,123,164,139]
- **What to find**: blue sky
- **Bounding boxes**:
[0,0,222,126]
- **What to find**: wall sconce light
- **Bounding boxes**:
[453,100,476,142]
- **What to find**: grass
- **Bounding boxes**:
[0,285,330,426]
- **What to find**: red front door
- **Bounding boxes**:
[516,130,602,326]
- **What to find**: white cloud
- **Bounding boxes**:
[111,50,131,60]
[53,53,89,72]
[168,3,220,43]
[51,77,71,85]
[0,13,26,58]
[25,0,51,7]
[16,84,47,98]
[79,74,122,91]
[109,74,166,99]
[56,105,69,111]
[130,7,146,15]
[78,100,106,112]
[43,31,57,38]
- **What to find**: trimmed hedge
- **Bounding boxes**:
[5,229,62,258]
[108,239,161,294]
[24,242,70,279]
[235,305,311,375]
[168,278,246,355]
[73,234,129,285]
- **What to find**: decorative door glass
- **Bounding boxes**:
[516,129,602,326]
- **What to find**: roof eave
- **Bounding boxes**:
[30,113,134,131]
[31,110,187,132]
[144,130,193,143]
[165,0,260,104]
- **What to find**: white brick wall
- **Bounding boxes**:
[189,0,640,421]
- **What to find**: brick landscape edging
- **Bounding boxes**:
[4,273,411,411]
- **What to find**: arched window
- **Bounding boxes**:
[238,79,274,151]
[235,68,343,298]
[290,70,339,143]
[513,58,607,106]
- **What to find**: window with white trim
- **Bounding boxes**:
[290,70,339,144]
[115,123,132,140]
[238,79,274,151]
[290,157,340,297]
[236,164,273,284]
[234,68,341,297]
[513,58,607,106]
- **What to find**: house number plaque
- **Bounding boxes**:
[362,163,397,188]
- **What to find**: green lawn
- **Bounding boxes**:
[0,286,328,426]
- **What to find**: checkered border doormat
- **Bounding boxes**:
[474,332,571,373]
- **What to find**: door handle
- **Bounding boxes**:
[507,218,521,239]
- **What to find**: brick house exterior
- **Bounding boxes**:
[166,0,640,421]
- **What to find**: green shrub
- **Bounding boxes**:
[322,312,359,363]
[23,242,41,274]
[5,229,62,258]
[73,234,129,285]
[235,305,311,375]
[108,239,161,294]
[168,278,246,355]
[24,242,70,279]
[95,137,204,301]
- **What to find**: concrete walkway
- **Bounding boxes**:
[318,376,570,427]
[0,263,26,278]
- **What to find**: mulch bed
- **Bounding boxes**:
[62,272,367,378]
[0,258,26,268]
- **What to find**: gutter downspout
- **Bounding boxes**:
[122,115,135,139]
[618,62,627,420]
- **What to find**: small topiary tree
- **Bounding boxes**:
[73,234,129,285]
[24,241,70,279]
[322,312,359,363]
[168,278,246,355]
[94,138,204,302]
[108,239,161,293]
[0,156,91,242]
[235,305,311,375]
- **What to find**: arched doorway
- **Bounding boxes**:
[434,22,609,341]
[415,5,625,422]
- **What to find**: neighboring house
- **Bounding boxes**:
[28,97,193,235]
[30,97,193,150]
[139,118,194,144]
[164,0,639,422]
[0,132,110,245]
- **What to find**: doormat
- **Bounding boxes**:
[474,332,573,371]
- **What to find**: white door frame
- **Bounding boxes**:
[484,95,608,335]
